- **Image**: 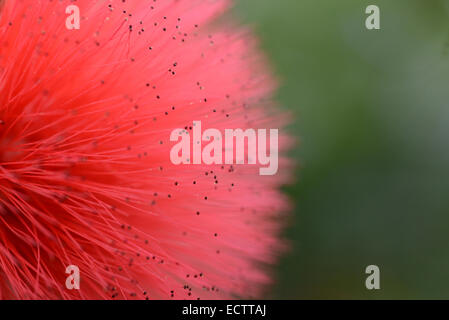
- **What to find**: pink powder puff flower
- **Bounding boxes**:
[0,0,290,299]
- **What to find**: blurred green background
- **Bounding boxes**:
[234,0,449,299]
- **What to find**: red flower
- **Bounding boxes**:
[0,0,289,299]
